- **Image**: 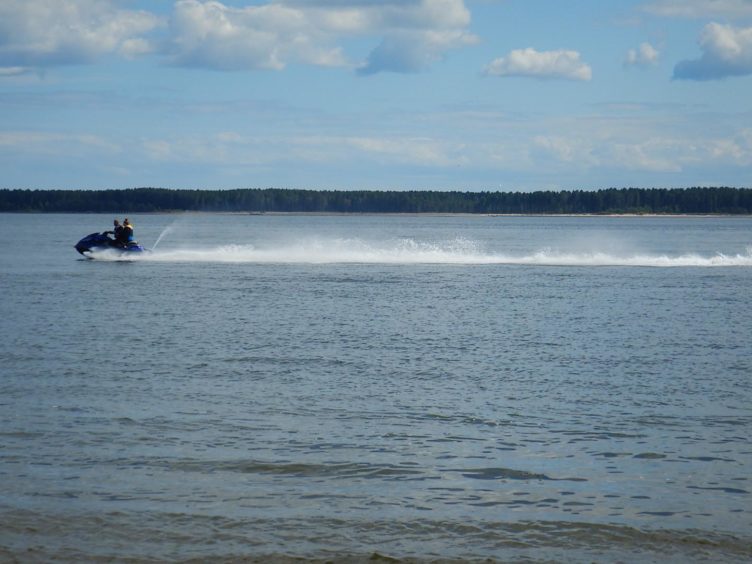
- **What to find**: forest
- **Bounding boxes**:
[1,187,750,214]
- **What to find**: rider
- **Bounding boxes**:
[122,218,135,245]
[105,219,127,247]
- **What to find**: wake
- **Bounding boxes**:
[92,238,752,267]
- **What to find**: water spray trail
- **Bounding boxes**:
[135,237,752,267]
[152,225,175,250]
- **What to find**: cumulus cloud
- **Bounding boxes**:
[0,0,161,67]
[168,0,345,70]
[0,0,475,74]
[355,0,478,74]
[673,22,752,80]
[167,0,477,73]
[642,0,752,20]
[624,42,659,67]
[484,48,592,81]
[358,29,477,74]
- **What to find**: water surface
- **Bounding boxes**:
[1,213,751,562]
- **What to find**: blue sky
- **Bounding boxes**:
[1,0,751,191]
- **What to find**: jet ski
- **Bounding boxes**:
[74,232,146,257]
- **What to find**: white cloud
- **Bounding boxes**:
[120,38,155,60]
[0,0,479,75]
[0,131,119,156]
[489,111,752,174]
[674,22,752,80]
[7,108,750,188]
[533,136,599,167]
[0,0,161,67]
[168,0,477,73]
[713,128,752,164]
[134,104,752,178]
[141,130,469,169]
[358,29,478,74]
[607,131,752,171]
[142,133,277,165]
[168,0,340,70]
[625,42,659,67]
[484,48,592,81]
[642,0,752,20]
[287,0,473,34]
[353,0,478,74]
[609,140,684,172]
[345,135,469,166]
[0,66,29,77]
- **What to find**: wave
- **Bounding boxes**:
[494,249,752,267]
[93,238,752,267]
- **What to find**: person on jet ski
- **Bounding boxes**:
[122,218,135,245]
[104,219,127,248]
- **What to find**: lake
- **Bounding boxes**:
[1,212,750,562]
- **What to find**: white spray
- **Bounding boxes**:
[152,225,175,250]
[134,236,752,267]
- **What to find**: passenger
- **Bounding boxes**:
[122,218,135,245]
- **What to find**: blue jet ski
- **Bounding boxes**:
[75,232,146,257]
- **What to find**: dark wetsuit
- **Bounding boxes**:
[113,225,128,247]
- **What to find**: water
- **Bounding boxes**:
[1,213,751,562]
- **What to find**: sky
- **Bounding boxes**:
[1,0,751,191]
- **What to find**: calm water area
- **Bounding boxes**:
[1,213,751,562]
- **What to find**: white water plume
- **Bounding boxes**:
[94,237,752,267]
[501,248,752,267]
[152,225,175,250]
[140,237,488,264]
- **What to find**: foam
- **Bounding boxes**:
[97,238,752,267]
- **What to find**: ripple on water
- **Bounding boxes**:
[1,508,751,562]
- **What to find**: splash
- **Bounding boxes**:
[139,237,486,264]
[500,248,752,267]
[105,237,752,267]
[152,225,175,250]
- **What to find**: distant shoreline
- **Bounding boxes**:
[2,187,750,215]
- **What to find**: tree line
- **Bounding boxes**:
[1,187,750,214]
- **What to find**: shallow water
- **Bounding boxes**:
[1,213,751,562]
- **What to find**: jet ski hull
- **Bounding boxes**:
[75,232,146,256]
